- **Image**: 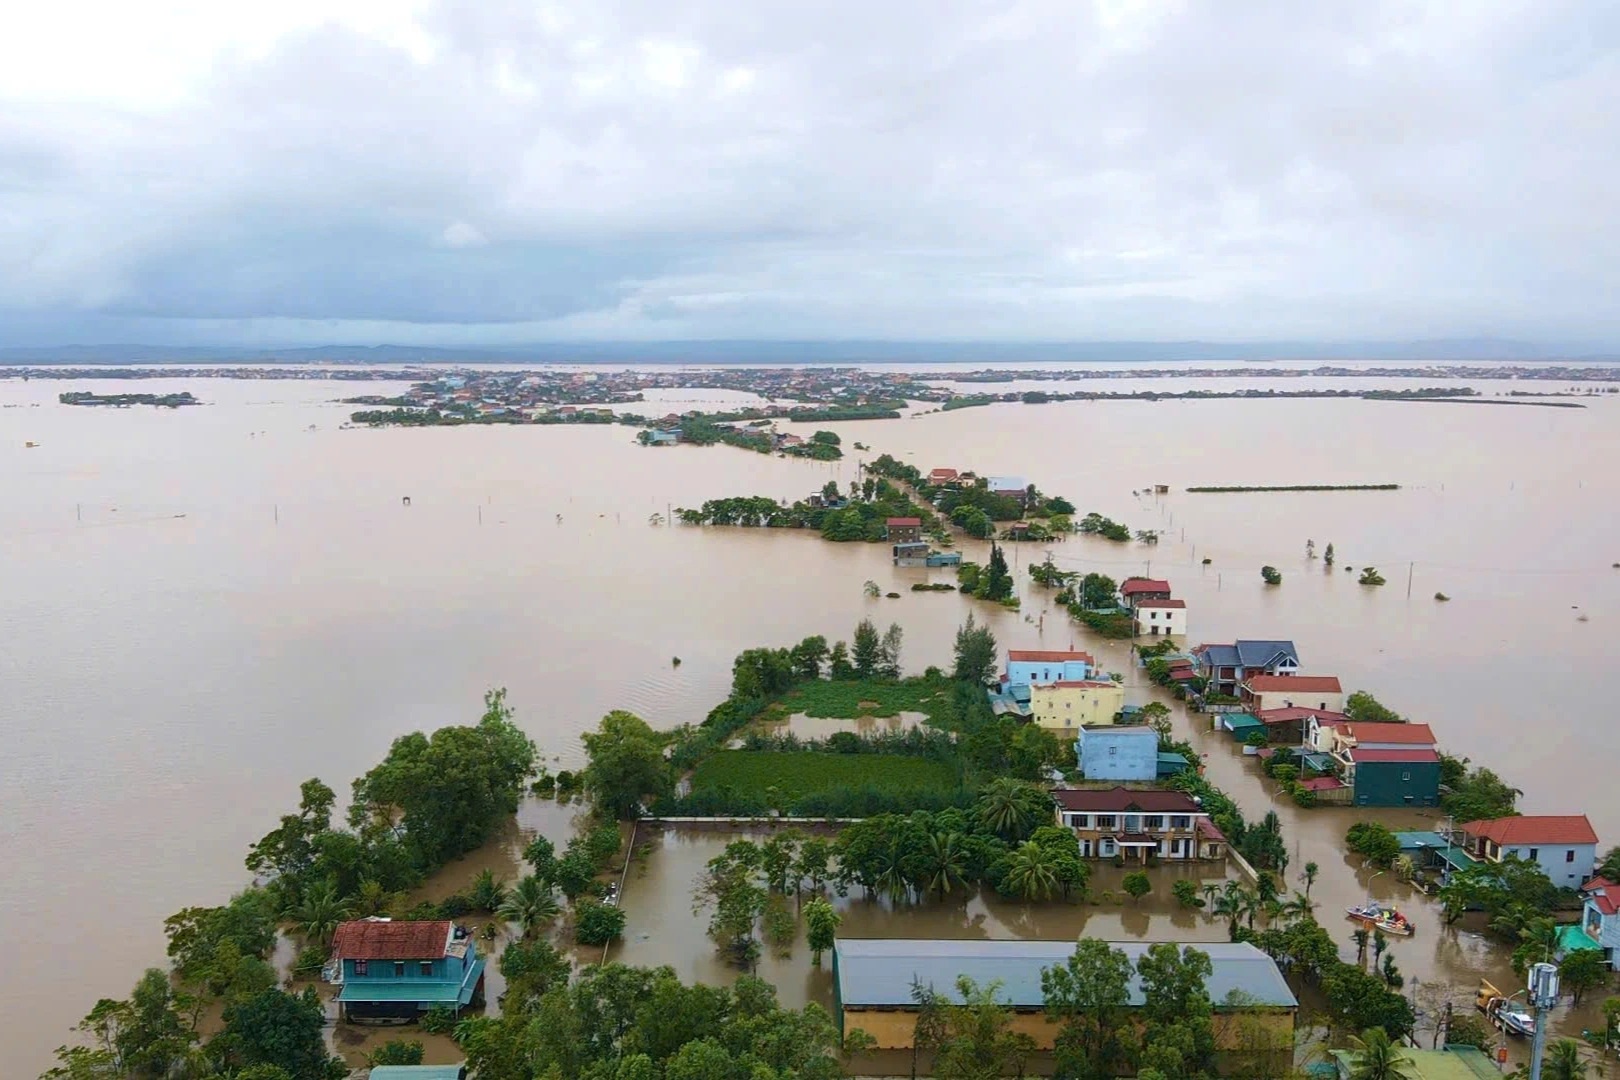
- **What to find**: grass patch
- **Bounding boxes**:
[777,677,950,724]
[690,751,959,803]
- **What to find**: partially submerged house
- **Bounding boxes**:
[331,919,486,1022]
[1194,640,1300,696]
[832,939,1295,1056]
[1135,598,1186,637]
[1459,816,1600,887]
[1005,649,1097,688]
[884,517,923,544]
[1580,877,1620,970]
[1075,724,1159,781]
[1241,674,1343,715]
[1119,577,1172,610]
[1052,787,1226,861]
[1254,707,1346,745]
[1321,722,1440,807]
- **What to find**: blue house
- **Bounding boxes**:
[1195,640,1300,696]
[332,919,485,1022]
[1076,724,1158,781]
[1580,877,1620,970]
[1005,649,1096,689]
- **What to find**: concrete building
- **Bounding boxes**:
[1120,577,1172,610]
[1052,787,1226,861]
[1461,816,1600,887]
[832,939,1296,1057]
[332,920,486,1021]
[884,517,923,544]
[1031,680,1126,737]
[1579,877,1620,970]
[1194,640,1300,696]
[1005,649,1096,687]
[1076,724,1159,781]
[1134,598,1185,637]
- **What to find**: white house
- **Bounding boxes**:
[1134,599,1185,637]
[1242,675,1344,714]
[1461,816,1600,887]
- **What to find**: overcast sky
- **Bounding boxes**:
[2,1,1617,347]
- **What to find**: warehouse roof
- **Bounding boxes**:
[833,939,1296,1010]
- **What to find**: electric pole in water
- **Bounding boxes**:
[1528,962,1560,1080]
[1407,562,1414,598]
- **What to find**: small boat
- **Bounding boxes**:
[1346,902,1416,936]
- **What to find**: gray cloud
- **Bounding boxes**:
[1,0,1617,346]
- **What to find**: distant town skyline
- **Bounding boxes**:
[3,2,1617,348]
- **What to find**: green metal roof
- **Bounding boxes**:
[338,981,465,1004]
[1557,924,1602,953]
[370,1068,466,1080]
[834,939,1296,1010]
[1224,713,1263,731]
[1331,1046,1497,1080]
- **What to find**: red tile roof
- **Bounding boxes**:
[1008,649,1095,664]
[1137,599,1186,609]
[1121,578,1171,595]
[1300,776,1346,792]
[1196,818,1228,843]
[1245,675,1342,693]
[1348,747,1439,763]
[332,920,451,960]
[1052,787,1202,813]
[885,517,921,527]
[1583,878,1619,915]
[928,468,958,481]
[1341,721,1436,745]
[1463,816,1599,847]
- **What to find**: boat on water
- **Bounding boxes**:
[1345,902,1416,936]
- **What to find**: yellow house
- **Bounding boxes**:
[1031,680,1125,737]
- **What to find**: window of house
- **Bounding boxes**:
[1567,850,1577,862]
[354,960,368,976]
[1095,815,1116,828]
[1171,816,1191,829]
[420,962,434,976]
[1528,849,1538,860]
[1401,771,1411,781]
[1108,746,1117,755]
[394,962,406,978]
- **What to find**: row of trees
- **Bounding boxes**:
[674,476,936,544]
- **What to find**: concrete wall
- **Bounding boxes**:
[1009,658,1092,686]
[1251,687,1344,713]
[1031,682,1124,736]
[1501,843,1596,887]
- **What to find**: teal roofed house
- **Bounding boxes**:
[332,919,485,1022]
[370,1068,468,1080]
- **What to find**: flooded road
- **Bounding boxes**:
[2,371,1617,1072]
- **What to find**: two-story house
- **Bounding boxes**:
[1119,578,1172,611]
[1134,599,1186,637]
[1030,679,1126,738]
[1322,721,1440,806]
[1194,640,1300,696]
[1241,675,1344,715]
[1580,877,1620,970]
[884,517,923,544]
[1052,787,1227,861]
[1460,816,1600,887]
[332,919,486,1022]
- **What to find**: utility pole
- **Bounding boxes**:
[1528,962,1560,1080]
[1407,561,1414,598]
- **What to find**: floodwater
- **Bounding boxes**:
[765,710,929,739]
[2,372,1618,1073]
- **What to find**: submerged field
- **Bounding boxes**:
[689,750,959,803]
[775,676,952,724]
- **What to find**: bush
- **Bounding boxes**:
[1358,567,1387,586]
[291,944,328,977]
[1261,565,1282,585]
[1172,879,1202,908]
[1346,821,1401,866]
[575,900,627,946]
[368,1040,425,1067]
[419,1004,457,1034]
[437,893,473,918]
[555,770,580,793]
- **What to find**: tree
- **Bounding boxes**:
[1346,821,1403,867]
[1172,878,1202,908]
[1261,566,1282,586]
[217,987,338,1080]
[1001,841,1059,902]
[1598,847,1620,881]
[879,622,905,679]
[975,778,1046,843]
[933,977,1035,1080]
[1122,871,1152,903]
[523,835,557,882]
[1352,928,1371,966]
[789,635,829,680]
[498,875,561,938]
[1380,953,1403,990]
[796,837,834,895]
[581,710,671,820]
[952,613,998,684]
[1323,965,1415,1038]
[1559,947,1609,1005]
[982,543,1014,601]
[1324,543,1335,566]
[554,849,597,900]
[366,1040,425,1066]
[910,980,949,1080]
[1359,567,1387,586]
[1543,1040,1591,1080]
[828,640,854,680]
[468,868,509,913]
[805,897,840,967]
[245,778,335,897]
[1345,692,1404,725]
[498,936,570,1009]
[1043,938,1136,1080]
[852,618,882,678]
[1304,861,1320,898]
[919,831,969,900]
[288,881,350,947]
[574,900,627,946]
[1137,944,1216,1075]
[1345,1026,1416,1080]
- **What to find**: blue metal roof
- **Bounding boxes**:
[834,939,1296,1010]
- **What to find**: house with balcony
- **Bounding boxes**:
[1256,707,1346,746]
[1052,787,1226,861]
[1579,877,1620,970]
[1031,680,1126,738]
[1241,674,1344,715]
[331,919,486,1022]
[1135,599,1186,637]
[1459,816,1599,887]
[1193,640,1300,696]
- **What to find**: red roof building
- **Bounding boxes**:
[1339,721,1437,746]
[1120,578,1171,596]
[1008,649,1096,664]
[1347,747,1439,764]
[1245,675,1341,694]
[332,920,452,961]
[1137,599,1186,610]
[885,517,922,527]
[1462,816,1600,848]
[927,468,959,484]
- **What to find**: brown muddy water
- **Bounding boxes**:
[2,372,1618,1073]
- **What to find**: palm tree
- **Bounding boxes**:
[1543,1039,1590,1080]
[1346,1027,1416,1080]
[920,832,969,900]
[1201,882,1221,910]
[1372,928,1389,966]
[1279,892,1316,922]
[1352,928,1371,966]
[1303,861,1319,898]
[1380,953,1403,990]
[1214,882,1249,940]
[976,778,1035,842]
[290,882,351,947]
[469,869,509,914]
[497,874,560,938]
[351,879,399,919]
[875,839,912,904]
[1003,841,1059,902]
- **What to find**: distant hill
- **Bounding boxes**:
[1,340,1614,365]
